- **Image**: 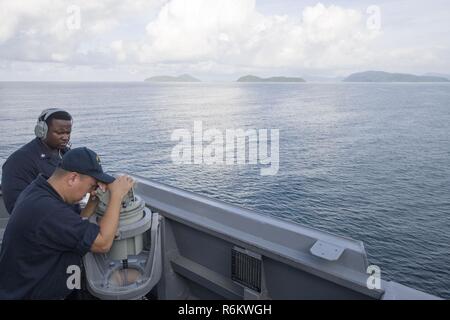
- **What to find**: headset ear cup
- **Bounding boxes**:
[34,121,48,139]
[42,121,48,139]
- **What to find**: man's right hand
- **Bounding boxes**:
[107,175,135,200]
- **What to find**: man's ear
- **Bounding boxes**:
[67,172,79,187]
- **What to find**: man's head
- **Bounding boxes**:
[51,168,99,204]
[49,147,115,203]
[35,108,72,150]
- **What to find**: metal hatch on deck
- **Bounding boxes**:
[310,240,345,261]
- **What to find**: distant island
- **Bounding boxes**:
[144,74,201,82]
[423,73,450,80]
[237,75,306,82]
[303,75,344,82]
[344,71,450,82]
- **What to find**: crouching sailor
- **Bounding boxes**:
[0,147,134,299]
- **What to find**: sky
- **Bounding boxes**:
[0,0,449,81]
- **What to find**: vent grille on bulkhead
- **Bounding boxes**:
[231,247,262,292]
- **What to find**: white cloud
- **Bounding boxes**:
[111,1,378,72]
[0,0,449,79]
[0,0,164,64]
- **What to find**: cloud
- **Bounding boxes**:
[0,0,164,64]
[0,0,448,79]
[108,0,381,75]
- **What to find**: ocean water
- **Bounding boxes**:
[0,81,449,299]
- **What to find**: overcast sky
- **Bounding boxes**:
[1,0,449,81]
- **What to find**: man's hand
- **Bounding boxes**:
[97,182,107,193]
[80,192,100,218]
[107,175,135,201]
[80,181,110,218]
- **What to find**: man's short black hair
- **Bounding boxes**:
[45,111,72,127]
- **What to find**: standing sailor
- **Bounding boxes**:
[1,108,73,214]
